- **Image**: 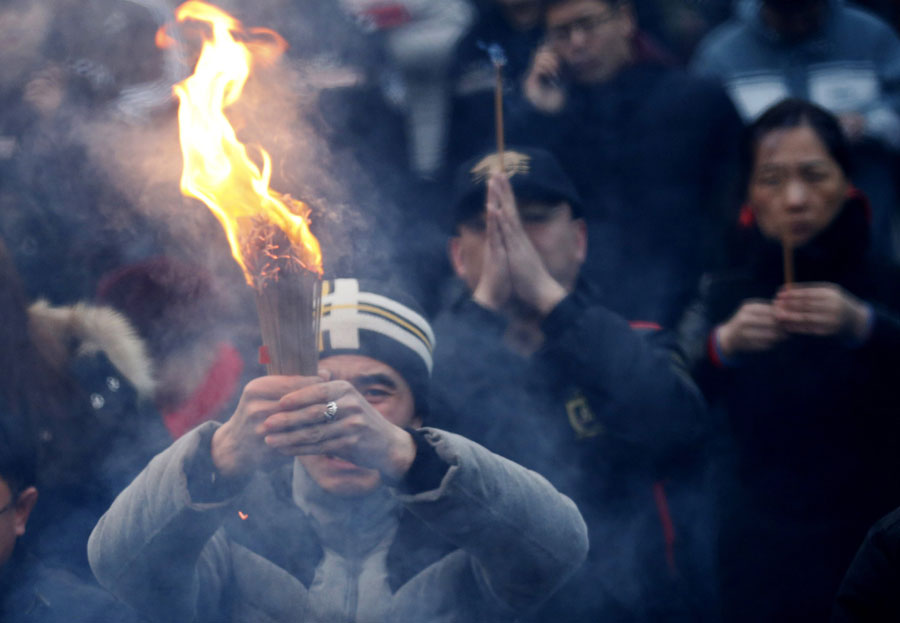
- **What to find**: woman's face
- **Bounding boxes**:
[748,124,849,247]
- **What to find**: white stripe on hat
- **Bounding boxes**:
[321,278,434,373]
[346,314,433,374]
[327,278,361,350]
[356,292,435,347]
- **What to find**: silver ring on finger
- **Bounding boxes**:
[323,401,338,422]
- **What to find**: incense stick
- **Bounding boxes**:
[483,42,507,175]
[495,62,505,170]
[782,239,794,286]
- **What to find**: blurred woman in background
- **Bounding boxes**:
[680,98,900,622]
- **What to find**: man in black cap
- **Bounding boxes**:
[88,278,588,623]
[431,148,712,622]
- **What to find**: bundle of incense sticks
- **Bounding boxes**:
[247,221,322,376]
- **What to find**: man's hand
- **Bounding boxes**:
[774,283,871,341]
[717,300,786,358]
[523,45,567,114]
[472,185,513,311]
[259,379,416,482]
[211,376,324,478]
[489,173,568,317]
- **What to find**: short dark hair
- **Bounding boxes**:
[0,412,37,496]
[543,0,627,12]
[761,0,825,12]
[742,98,853,189]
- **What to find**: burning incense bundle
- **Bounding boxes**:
[248,223,322,375]
[166,1,324,376]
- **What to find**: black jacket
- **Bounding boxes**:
[430,282,712,621]
[507,62,744,327]
[0,546,138,623]
[680,196,900,621]
[834,505,900,622]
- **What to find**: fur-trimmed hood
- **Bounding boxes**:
[28,301,156,398]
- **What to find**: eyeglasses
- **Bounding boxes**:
[547,12,618,44]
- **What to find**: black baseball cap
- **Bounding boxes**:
[451,147,584,227]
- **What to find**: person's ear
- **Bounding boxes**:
[573,218,588,265]
[617,2,637,39]
[13,487,38,539]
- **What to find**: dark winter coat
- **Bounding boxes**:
[0,546,138,623]
[506,61,744,328]
[833,505,900,622]
[430,282,712,622]
[680,195,900,622]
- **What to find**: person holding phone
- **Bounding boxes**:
[509,0,744,331]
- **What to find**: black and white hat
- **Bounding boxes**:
[319,278,434,413]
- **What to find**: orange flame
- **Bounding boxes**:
[168,1,322,286]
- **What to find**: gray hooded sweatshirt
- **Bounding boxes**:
[692,0,900,148]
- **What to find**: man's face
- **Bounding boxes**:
[0,478,37,569]
[450,200,587,295]
[296,355,418,497]
[494,0,542,31]
[545,0,635,84]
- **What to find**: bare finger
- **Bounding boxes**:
[277,380,354,412]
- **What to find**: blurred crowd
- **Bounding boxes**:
[4,0,900,621]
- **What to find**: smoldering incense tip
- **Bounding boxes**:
[478,41,508,67]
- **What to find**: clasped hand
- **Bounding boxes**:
[211,373,415,481]
[716,283,871,358]
[472,173,567,317]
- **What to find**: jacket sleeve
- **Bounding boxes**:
[87,422,246,623]
[393,428,589,615]
[539,292,708,454]
[860,304,900,360]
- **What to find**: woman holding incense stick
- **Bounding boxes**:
[679,98,900,623]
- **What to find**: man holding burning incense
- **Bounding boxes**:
[430,147,711,621]
[87,278,588,623]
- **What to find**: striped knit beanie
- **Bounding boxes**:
[319,278,434,414]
